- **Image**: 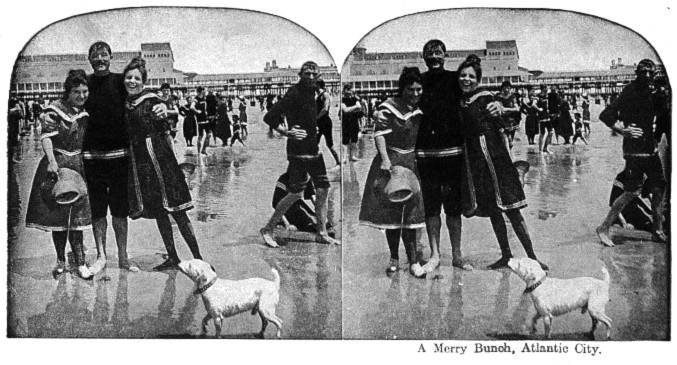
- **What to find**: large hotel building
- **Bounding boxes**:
[343,40,650,97]
[10,42,340,101]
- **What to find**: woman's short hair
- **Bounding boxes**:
[123,57,148,83]
[397,67,422,96]
[457,54,482,82]
[63,69,88,100]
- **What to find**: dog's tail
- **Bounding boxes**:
[601,266,610,285]
[271,268,280,290]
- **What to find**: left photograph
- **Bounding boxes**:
[6,7,342,339]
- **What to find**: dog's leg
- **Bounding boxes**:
[530,314,540,335]
[594,313,613,340]
[257,311,268,339]
[543,315,552,339]
[588,317,598,340]
[261,311,283,338]
[201,314,211,336]
[214,317,223,339]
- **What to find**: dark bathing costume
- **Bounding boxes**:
[82,72,129,219]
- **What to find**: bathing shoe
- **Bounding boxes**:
[153,258,179,271]
[77,265,93,280]
[52,260,67,279]
[488,257,511,270]
[386,259,399,274]
[421,257,440,273]
[119,260,140,272]
[409,263,426,278]
[652,230,668,243]
[260,228,279,248]
[317,234,340,245]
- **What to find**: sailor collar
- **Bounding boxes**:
[126,92,161,109]
[45,103,89,123]
[524,274,547,294]
[194,277,218,295]
[462,90,494,107]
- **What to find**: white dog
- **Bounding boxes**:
[178,259,282,338]
[508,257,612,339]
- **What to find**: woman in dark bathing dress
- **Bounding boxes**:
[456,55,548,270]
[122,57,202,271]
[359,67,426,278]
[25,70,93,280]
[180,95,197,146]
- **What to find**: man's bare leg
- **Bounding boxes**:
[596,191,636,247]
[422,216,441,272]
[650,186,667,242]
[447,214,472,270]
[89,217,108,274]
[112,216,138,272]
[350,142,359,161]
[315,187,339,245]
[261,192,303,247]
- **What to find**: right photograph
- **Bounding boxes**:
[341,8,670,340]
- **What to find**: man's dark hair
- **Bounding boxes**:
[160,83,171,90]
[197,86,204,94]
[423,39,446,56]
[300,61,319,74]
[636,59,656,77]
[88,41,112,58]
[501,80,512,88]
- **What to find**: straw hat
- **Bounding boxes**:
[383,166,420,203]
[41,168,88,206]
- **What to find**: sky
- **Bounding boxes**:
[20,8,335,74]
[352,9,661,72]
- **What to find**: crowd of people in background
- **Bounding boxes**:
[9,83,299,159]
[348,39,671,276]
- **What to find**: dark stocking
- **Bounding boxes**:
[401,229,417,264]
[489,213,513,259]
[506,210,537,259]
[385,229,401,261]
[68,230,85,266]
[156,214,180,261]
[172,211,202,259]
[52,231,67,262]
